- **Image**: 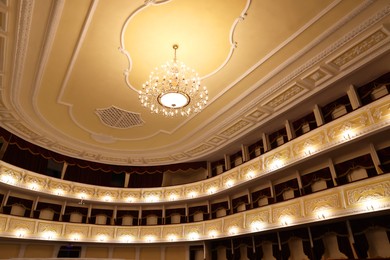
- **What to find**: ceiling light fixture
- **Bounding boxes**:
[139,44,208,116]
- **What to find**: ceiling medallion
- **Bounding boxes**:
[139,44,208,116]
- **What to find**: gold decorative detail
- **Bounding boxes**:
[172,153,188,159]
[245,209,269,226]
[265,85,305,109]
[204,179,221,191]
[9,122,39,138]
[205,220,223,233]
[223,171,239,186]
[186,144,213,155]
[73,186,95,198]
[240,162,261,179]
[49,182,72,194]
[143,190,162,200]
[91,226,115,238]
[346,180,390,205]
[116,227,138,238]
[331,30,388,68]
[371,98,390,123]
[219,120,251,137]
[140,226,162,237]
[264,149,290,169]
[272,203,301,222]
[223,215,244,231]
[304,194,341,216]
[208,136,225,145]
[64,225,89,238]
[0,216,7,231]
[100,156,128,163]
[97,190,119,200]
[51,144,80,155]
[246,109,265,120]
[184,224,203,236]
[162,226,182,238]
[292,132,325,156]
[121,191,141,201]
[8,218,35,233]
[144,157,173,163]
[25,175,46,188]
[327,113,369,141]
[184,185,202,196]
[164,188,182,199]
[37,222,62,234]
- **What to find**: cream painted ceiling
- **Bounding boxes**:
[2,0,390,165]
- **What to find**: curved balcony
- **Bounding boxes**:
[0,95,389,204]
[0,173,388,243]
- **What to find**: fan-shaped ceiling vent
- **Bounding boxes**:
[95,106,144,128]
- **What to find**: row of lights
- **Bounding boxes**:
[11,197,384,243]
[0,129,359,203]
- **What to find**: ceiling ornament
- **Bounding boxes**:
[139,44,208,117]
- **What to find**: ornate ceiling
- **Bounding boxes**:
[1,0,390,165]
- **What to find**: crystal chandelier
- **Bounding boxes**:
[139,44,208,117]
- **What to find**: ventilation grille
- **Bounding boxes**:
[96,106,144,128]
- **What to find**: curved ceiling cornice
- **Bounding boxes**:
[1,0,390,165]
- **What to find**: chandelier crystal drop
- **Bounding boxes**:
[139,44,208,117]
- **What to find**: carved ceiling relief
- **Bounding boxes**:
[264,85,306,109]
[330,29,389,69]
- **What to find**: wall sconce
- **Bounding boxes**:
[280,216,291,226]
[167,234,177,242]
[208,187,217,194]
[316,209,329,220]
[304,146,315,156]
[270,159,283,170]
[15,228,27,238]
[146,195,158,203]
[225,179,234,188]
[42,230,56,240]
[188,191,197,198]
[120,235,134,243]
[228,226,239,235]
[188,232,199,240]
[29,182,39,191]
[145,235,156,242]
[246,170,255,179]
[208,230,218,238]
[79,192,87,200]
[251,221,264,231]
[97,234,107,242]
[103,195,111,202]
[126,196,134,203]
[1,174,16,184]
[169,194,178,201]
[364,199,380,211]
[342,129,355,140]
[71,233,81,241]
[54,189,64,196]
